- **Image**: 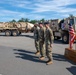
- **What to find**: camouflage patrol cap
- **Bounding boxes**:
[34,22,38,25]
[39,21,43,24]
[34,22,39,26]
[39,23,43,24]
[44,22,49,25]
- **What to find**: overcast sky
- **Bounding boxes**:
[0,0,76,22]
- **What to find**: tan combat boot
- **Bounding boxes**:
[46,60,53,65]
[35,51,40,55]
[39,56,45,60]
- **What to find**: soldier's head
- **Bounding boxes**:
[44,22,50,28]
[39,22,43,28]
[34,22,38,27]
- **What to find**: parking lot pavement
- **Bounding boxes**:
[0,33,76,75]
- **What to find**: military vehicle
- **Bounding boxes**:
[0,22,34,36]
[50,16,76,44]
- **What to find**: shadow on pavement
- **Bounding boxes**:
[23,34,34,39]
[54,40,66,44]
[13,49,76,65]
[53,53,76,65]
[54,40,62,44]
[54,39,76,44]
[13,49,46,63]
[0,33,34,39]
[53,53,66,61]
[66,66,76,75]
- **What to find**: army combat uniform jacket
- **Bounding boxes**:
[34,26,40,41]
[39,27,45,42]
[45,27,54,45]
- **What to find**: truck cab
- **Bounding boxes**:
[50,16,76,44]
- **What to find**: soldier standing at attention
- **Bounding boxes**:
[34,23,40,55]
[44,22,54,65]
[39,22,45,60]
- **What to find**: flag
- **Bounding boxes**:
[69,23,76,49]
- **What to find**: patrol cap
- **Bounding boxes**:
[39,22,43,24]
[34,22,38,25]
[44,22,49,25]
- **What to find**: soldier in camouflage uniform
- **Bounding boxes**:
[34,23,40,55]
[39,22,45,60]
[44,22,54,65]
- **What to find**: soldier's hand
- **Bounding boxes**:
[50,44,53,47]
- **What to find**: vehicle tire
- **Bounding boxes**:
[5,30,11,36]
[12,30,19,36]
[62,33,69,44]
[19,32,21,35]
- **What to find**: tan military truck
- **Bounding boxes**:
[0,22,34,36]
[50,16,76,44]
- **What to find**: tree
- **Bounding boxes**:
[30,20,38,24]
[40,18,45,23]
[18,18,25,22]
[25,18,29,22]
[18,18,29,22]
[10,19,16,22]
[69,14,74,18]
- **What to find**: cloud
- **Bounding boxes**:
[1,0,76,13]
[0,0,76,21]
[10,0,31,8]
[0,9,45,22]
[0,9,27,21]
[32,0,76,13]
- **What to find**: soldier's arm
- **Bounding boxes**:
[37,27,40,41]
[49,29,54,44]
[43,27,46,41]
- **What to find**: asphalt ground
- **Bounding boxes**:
[0,33,76,75]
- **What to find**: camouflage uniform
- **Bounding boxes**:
[39,26,45,57]
[34,25,40,53]
[45,26,54,62]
